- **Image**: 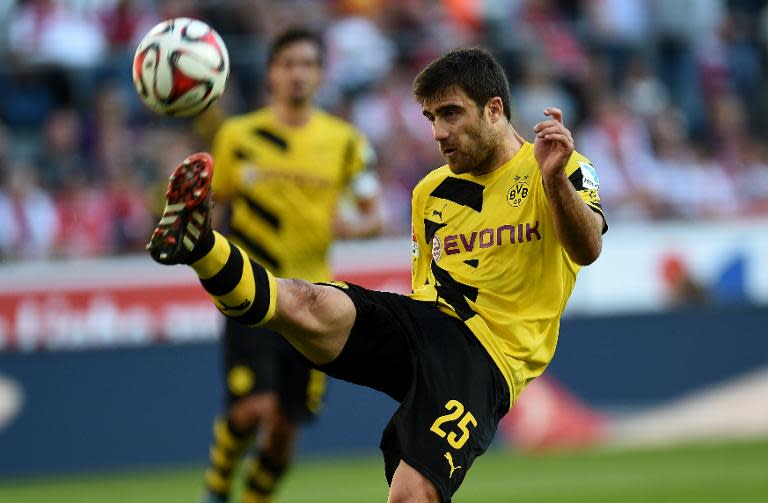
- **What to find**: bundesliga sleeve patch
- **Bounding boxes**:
[577,161,600,190]
[412,224,420,258]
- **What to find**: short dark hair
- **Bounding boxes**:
[267,27,325,67]
[413,48,512,121]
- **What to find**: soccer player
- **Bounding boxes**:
[198,28,382,503]
[148,48,606,502]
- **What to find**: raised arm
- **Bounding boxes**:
[533,107,604,266]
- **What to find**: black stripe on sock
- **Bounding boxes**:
[186,227,215,264]
[213,465,234,477]
[234,191,280,230]
[429,177,484,212]
[229,227,281,271]
[256,452,287,477]
[246,480,272,495]
[245,452,287,495]
[232,260,270,325]
[200,241,243,296]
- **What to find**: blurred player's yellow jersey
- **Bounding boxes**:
[212,108,371,281]
[410,142,606,406]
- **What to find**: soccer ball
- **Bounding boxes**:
[132,18,229,117]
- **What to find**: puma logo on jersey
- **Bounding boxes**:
[442,221,542,255]
[444,452,462,478]
[431,204,448,221]
[218,299,251,311]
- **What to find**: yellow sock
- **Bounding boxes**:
[243,452,287,503]
[204,417,254,498]
[191,231,277,326]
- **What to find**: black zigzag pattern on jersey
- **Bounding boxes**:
[229,226,280,271]
[254,128,288,151]
[424,219,447,245]
[568,168,586,191]
[235,191,281,230]
[200,240,243,296]
[429,177,484,212]
[232,261,271,326]
[431,261,479,321]
[463,259,479,268]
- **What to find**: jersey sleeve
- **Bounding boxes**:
[564,152,608,234]
[411,181,430,292]
[343,129,376,182]
[210,120,237,202]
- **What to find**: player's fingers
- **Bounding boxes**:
[535,125,571,139]
[542,133,574,149]
[533,119,561,133]
[544,107,564,124]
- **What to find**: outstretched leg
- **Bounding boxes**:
[148,153,443,502]
[147,152,356,365]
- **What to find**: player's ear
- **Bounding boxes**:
[485,97,504,123]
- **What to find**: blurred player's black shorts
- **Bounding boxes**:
[222,318,325,422]
[318,282,510,503]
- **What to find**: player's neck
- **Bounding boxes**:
[495,128,526,170]
[272,101,314,128]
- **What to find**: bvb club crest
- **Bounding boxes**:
[432,235,442,262]
[507,175,530,207]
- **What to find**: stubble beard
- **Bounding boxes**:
[448,122,497,175]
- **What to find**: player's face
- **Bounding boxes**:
[422,86,497,175]
[268,40,323,107]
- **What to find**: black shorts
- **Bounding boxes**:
[222,317,326,422]
[318,283,510,502]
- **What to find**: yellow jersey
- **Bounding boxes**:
[211,107,372,282]
[410,142,605,406]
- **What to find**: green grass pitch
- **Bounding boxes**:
[1,439,766,502]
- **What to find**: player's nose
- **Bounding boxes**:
[432,121,449,141]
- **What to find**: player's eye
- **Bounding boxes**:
[442,109,458,120]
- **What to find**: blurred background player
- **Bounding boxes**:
[200,27,383,503]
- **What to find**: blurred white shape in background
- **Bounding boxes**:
[0,373,23,432]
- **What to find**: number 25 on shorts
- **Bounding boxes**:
[429,399,477,449]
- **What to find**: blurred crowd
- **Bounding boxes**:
[2,0,768,262]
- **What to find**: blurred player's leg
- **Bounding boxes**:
[202,392,278,502]
[242,416,296,503]
[203,416,254,501]
[240,346,325,502]
[203,321,319,503]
